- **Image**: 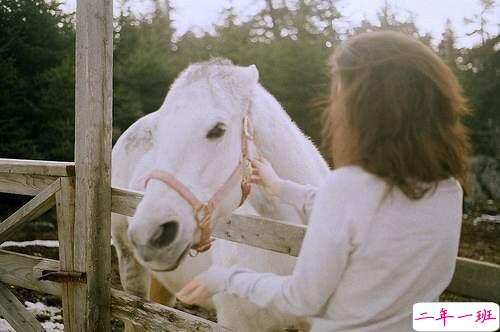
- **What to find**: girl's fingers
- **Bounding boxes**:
[176,280,198,299]
[176,286,197,303]
[250,175,261,183]
[190,286,209,304]
[178,285,209,304]
[179,287,196,304]
[178,290,197,304]
[252,157,270,166]
[251,159,262,168]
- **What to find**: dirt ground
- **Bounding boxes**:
[0,200,498,330]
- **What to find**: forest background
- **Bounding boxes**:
[0,0,499,163]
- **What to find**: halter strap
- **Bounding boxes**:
[144,114,254,254]
[145,170,201,208]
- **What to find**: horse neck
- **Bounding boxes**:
[250,86,329,186]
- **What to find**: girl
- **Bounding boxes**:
[176,31,470,331]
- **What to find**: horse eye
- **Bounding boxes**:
[206,122,226,139]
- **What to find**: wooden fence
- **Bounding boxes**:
[0,158,499,331]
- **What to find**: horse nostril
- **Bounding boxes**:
[149,221,179,248]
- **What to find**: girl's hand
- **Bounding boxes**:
[251,157,284,196]
[175,274,212,305]
[175,266,226,305]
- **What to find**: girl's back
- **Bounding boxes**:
[314,166,462,331]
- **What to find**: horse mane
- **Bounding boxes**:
[176,58,235,86]
[167,58,255,112]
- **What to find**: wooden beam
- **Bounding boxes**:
[75,0,113,328]
[0,179,60,243]
[0,158,74,177]
[447,257,500,303]
[214,214,307,256]
[0,282,44,332]
[111,289,232,332]
[0,173,57,196]
[111,187,143,217]
[110,187,307,255]
[0,250,61,297]
[56,177,86,332]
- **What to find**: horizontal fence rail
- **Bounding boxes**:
[0,159,71,196]
[0,173,57,196]
[447,257,500,301]
[0,159,74,177]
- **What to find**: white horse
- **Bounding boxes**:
[111,59,329,331]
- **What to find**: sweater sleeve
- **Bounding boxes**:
[278,180,318,223]
[205,174,352,317]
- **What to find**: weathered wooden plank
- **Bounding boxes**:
[214,214,307,256]
[56,177,87,332]
[111,187,143,217]
[75,0,113,328]
[0,173,57,196]
[110,187,307,255]
[111,289,232,332]
[447,257,500,303]
[0,179,60,243]
[110,188,306,256]
[0,158,74,177]
[0,250,61,297]
[0,282,45,332]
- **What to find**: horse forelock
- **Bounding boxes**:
[167,58,253,113]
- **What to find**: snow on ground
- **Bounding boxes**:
[0,240,59,248]
[0,241,62,331]
[473,214,500,226]
[0,301,63,332]
[0,239,115,248]
[0,320,13,332]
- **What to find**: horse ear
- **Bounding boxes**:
[247,64,259,84]
[234,64,259,87]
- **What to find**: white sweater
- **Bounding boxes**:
[205,166,463,331]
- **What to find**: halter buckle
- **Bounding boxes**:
[188,237,215,257]
[193,202,211,229]
[241,159,252,186]
[243,116,254,140]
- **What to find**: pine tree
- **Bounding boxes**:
[351,1,432,45]
[0,0,74,159]
[464,0,496,46]
[438,18,458,70]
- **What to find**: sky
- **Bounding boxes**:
[61,0,500,47]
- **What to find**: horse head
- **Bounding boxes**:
[128,59,259,271]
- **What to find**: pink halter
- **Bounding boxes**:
[144,115,254,256]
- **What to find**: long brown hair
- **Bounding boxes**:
[323,31,471,199]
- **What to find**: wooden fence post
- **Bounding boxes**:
[75,0,113,329]
[56,177,87,331]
